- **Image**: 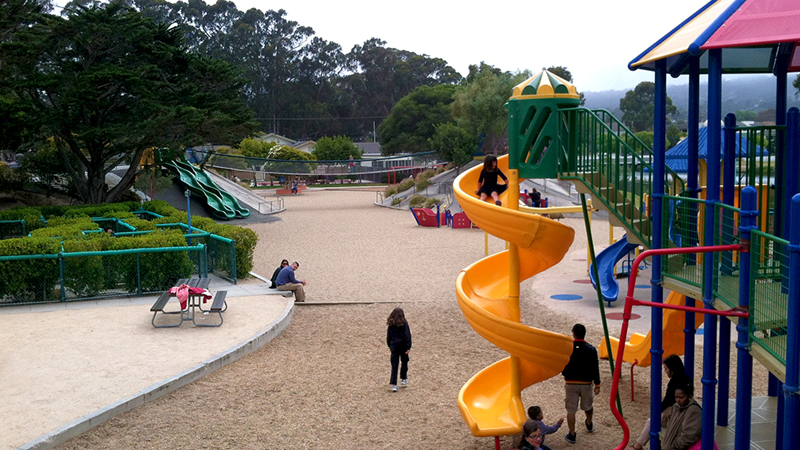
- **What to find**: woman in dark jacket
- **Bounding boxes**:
[270,260,289,288]
[386,307,412,392]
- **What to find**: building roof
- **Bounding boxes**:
[665,126,767,172]
[629,0,800,74]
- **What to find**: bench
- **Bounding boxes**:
[151,291,182,328]
[194,290,227,327]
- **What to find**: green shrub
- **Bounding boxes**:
[202,223,258,276]
[417,169,435,181]
[0,207,45,231]
[385,186,399,197]
[142,200,178,217]
[396,178,415,192]
[415,178,431,190]
[391,198,402,206]
[409,195,426,207]
[424,197,441,208]
[0,237,61,302]
[123,217,157,231]
[107,231,194,292]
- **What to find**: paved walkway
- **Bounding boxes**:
[0,275,294,450]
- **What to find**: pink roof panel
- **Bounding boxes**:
[702,0,800,48]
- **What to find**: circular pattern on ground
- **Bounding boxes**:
[635,284,652,289]
[606,312,641,321]
[573,279,593,284]
[573,258,587,261]
[551,294,583,301]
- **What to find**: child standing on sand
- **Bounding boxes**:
[386,307,412,392]
[475,155,508,206]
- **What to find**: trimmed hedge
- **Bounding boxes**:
[0,237,61,302]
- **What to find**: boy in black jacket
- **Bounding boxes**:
[561,323,601,444]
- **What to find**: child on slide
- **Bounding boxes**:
[475,155,508,206]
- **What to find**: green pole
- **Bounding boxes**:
[581,193,623,416]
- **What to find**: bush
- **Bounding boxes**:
[396,178,415,192]
[391,198,402,206]
[409,195,426,207]
[202,223,258,276]
[0,207,45,231]
[0,237,61,302]
[417,169,435,181]
[123,217,157,231]
[415,178,431,191]
[385,186,399,197]
[424,197,441,208]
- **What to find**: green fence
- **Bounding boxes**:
[155,223,238,283]
[661,196,705,289]
[712,202,741,309]
[0,220,27,239]
[0,244,206,305]
[749,229,789,365]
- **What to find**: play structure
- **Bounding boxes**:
[589,235,639,305]
[162,158,250,220]
[454,2,800,447]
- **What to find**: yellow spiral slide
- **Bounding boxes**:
[454,155,576,437]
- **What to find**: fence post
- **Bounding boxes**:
[59,252,66,302]
[734,186,757,449]
[136,253,142,296]
[784,193,800,450]
[231,240,237,284]
[200,244,208,278]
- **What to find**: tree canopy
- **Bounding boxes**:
[378,84,458,155]
[312,136,361,160]
[619,81,678,132]
[428,123,475,170]
[0,3,256,203]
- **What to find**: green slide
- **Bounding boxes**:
[162,160,236,220]
[174,159,251,218]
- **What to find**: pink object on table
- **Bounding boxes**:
[169,284,212,309]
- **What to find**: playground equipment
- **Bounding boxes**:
[589,235,639,305]
[454,154,575,439]
[409,206,445,227]
[162,159,250,220]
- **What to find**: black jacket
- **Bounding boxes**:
[562,339,601,385]
[387,322,412,352]
[270,266,282,289]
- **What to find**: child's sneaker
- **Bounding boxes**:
[495,200,502,206]
[391,385,399,392]
[400,379,408,387]
[585,419,594,433]
[565,432,577,444]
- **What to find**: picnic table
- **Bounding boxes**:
[150,278,227,328]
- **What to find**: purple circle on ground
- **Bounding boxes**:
[573,279,593,284]
[574,258,587,261]
[551,294,583,301]
[606,313,641,321]
[635,285,651,289]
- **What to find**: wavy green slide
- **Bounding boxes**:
[173,159,250,218]
[162,160,236,220]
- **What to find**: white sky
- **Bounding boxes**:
[55,0,713,92]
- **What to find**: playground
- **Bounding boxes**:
[0,187,767,450]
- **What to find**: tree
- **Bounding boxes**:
[735,110,757,121]
[239,138,279,159]
[794,74,800,97]
[1,3,256,204]
[312,136,361,160]
[619,82,678,132]
[666,125,682,150]
[378,84,458,155]
[428,123,475,170]
[452,63,529,155]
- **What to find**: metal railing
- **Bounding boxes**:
[0,219,27,239]
[749,229,789,365]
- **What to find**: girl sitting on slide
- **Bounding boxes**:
[475,155,508,206]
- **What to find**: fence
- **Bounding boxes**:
[0,244,207,305]
[0,219,27,239]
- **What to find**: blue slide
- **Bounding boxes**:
[589,234,639,306]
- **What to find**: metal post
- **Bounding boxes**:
[782,108,800,294]
[59,252,66,302]
[783,193,800,450]
[734,186,757,450]
[774,52,789,239]
[185,189,192,233]
[685,56,700,377]
[136,253,142,295]
[649,59,667,450]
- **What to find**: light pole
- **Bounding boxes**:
[184,189,192,233]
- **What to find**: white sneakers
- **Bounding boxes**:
[391,385,399,392]
[400,379,408,387]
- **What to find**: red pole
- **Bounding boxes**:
[494,436,501,450]
[609,244,747,450]
[631,359,638,402]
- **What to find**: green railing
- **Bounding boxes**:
[661,196,705,289]
[156,223,238,283]
[712,202,742,309]
[732,125,781,235]
[558,108,660,246]
[592,109,686,196]
[749,229,789,365]
[0,219,27,240]
[0,244,206,305]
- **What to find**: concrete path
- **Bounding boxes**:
[0,277,294,450]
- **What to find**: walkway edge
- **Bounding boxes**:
[18,300,295,450]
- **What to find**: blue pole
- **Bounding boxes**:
[716,113,736,427]
[782,108,800,295]
[649,60,667,450]
[776,384,784,450]
[701,48,722,450]
[734,186,757,450]
[782,199,800,448]
[774,56,788,238]
[684,56,701,377]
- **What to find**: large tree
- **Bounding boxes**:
[619,81,678,132]
[452,63,529,155]
[1,3,256,204]
[377,84,458,155]
[312,136,361,161]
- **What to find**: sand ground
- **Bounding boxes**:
[10,188,768,450]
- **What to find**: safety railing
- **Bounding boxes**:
[713,202,742,309]
[558,108,662,246]
[155,223,238,283]
[0,244,206,305]
[731,125,781,235]
[661,196,705,289]
[592,109,686,195]
[749,229,789,365]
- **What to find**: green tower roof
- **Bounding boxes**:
[511,70,579,99]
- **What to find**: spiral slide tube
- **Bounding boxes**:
[454,155,576,437]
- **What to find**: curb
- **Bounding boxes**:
[19,299,295,450]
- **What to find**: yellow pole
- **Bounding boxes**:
[485,231,489,256]
[587,208,592,272]
[508,169,522,416]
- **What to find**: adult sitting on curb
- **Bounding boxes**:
[276,261,306,302]
[270,259,289,288]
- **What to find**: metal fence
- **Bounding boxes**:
[661,196,706,289]
[0,219,27,239]
[749,229,789,365]
[0,245,207,305]
[712,202,742,309]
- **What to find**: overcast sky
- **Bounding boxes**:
[54,0,715,91]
